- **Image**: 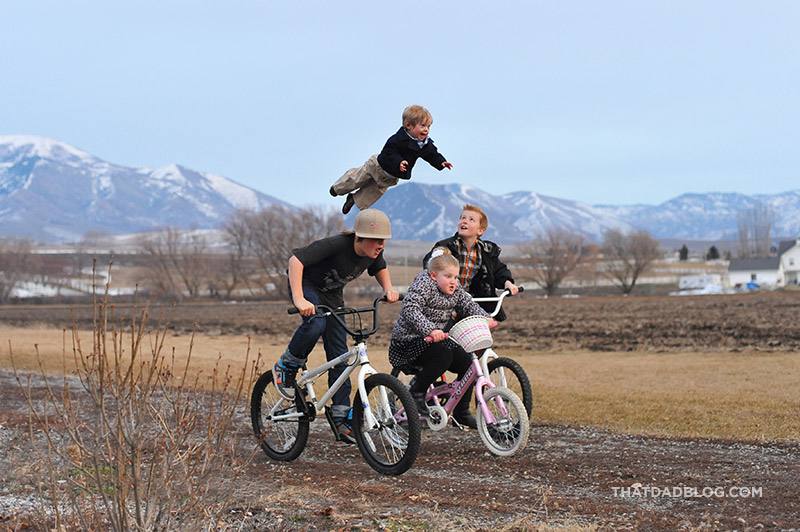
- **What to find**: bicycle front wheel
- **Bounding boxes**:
[487,356,533,416]
[352,373,421,475]
[250,370,309,462]
[476,386,529,457]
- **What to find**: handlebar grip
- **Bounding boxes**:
[287,307,299,315]
[518,286,525,293]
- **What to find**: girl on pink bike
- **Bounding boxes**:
[388,247,498,428]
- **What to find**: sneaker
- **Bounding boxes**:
[334,410,356,444]
[341,193,355,214]
[411,391,430,417]
[273,360,297,400]
[329,185,338,197]
[452,412,478,430]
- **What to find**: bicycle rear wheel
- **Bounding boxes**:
[352,373,421,475]
[487,356,533,416]
[250,370,309,461]
[476,386,529,457]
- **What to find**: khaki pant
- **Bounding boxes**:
[331,154,399,210]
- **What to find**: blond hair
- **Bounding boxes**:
[427,246,459,272]
[402,105,433,128]
[463,204,488,231]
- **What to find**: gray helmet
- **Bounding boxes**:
[354,209,392,239]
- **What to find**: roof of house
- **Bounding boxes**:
[778,240,798,256]
[728,257,781,272]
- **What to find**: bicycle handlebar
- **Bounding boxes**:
[471,285,524,318]
[287,295,402,339]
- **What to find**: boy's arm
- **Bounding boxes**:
[493,256,519,294]
[374,268,399,303]
[420,143,449,171]
[288,256,315,317]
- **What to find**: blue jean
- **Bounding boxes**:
[280,285,351,418]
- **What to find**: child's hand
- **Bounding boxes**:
[441,161,453,170]
[293,297,316,317]
[428,329,448,343]
[399,160,409,172]
[487,318,499,330]
[384,289,400,303]
[504,280,519,295]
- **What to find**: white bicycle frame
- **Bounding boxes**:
[267,341,384,434]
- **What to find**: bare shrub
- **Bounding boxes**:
[137,228,211,300]
[11,265,260,530]
[523,229,584,296]
[601,229,661,294]
[0,238,33,302]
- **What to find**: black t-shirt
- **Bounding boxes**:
[293,233,387,307]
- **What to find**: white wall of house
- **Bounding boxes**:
[780,243,800,285]
[728,269,781,287]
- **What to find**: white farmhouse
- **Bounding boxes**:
[778,239,800,285]
[727,257,781,287]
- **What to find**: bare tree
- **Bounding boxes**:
[0,239,33,302]
[524,229,584,296]
[138,228,210,299]
[243,205,344,297]
[601,229,661,294]
[737,203,774,258]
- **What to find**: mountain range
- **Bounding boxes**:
[2,135,798,243]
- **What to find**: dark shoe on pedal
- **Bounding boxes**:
[341,193,355,214]
[273,360,297,400]
[411,391,430,417]
[452,412,478,430]
[334,411,356,445]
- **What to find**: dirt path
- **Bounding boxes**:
[2,371,797,530]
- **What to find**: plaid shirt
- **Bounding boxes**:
[456,237,482,289]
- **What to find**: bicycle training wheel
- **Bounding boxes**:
[487,356,533,416]
[352,373,421,475]
[250,370,309,462]
[476,386,529,457]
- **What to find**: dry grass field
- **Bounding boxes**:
[3,325,798,442]
[2,292,799,529]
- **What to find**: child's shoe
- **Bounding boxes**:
[411,391,430,417]
[273,360,297,400]
[341,193,355,214]
[452,389,477,429]
[334,409,356,444]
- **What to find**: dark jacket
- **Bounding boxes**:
[377,127,447,179]
[423,234,515,321]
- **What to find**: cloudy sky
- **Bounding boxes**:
[2,1,798,208]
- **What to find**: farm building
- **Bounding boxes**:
[778,238,800,285]
[727,257,780,287]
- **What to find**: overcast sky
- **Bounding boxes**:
[2,1,798,208]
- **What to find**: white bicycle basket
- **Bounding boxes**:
[448,315,493,352]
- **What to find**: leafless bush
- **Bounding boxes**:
[137,228,212,300]
[523,229,584,296]
[0,238,33,302]
[601,229,661,294]
[11,266,260,530]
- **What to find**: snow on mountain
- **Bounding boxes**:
[3,135,799,244]
[0,135,289,242]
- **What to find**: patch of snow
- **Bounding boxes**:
[203,172,261,210]
[0,134,97,164]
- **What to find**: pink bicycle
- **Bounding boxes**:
[392,313,530,456]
